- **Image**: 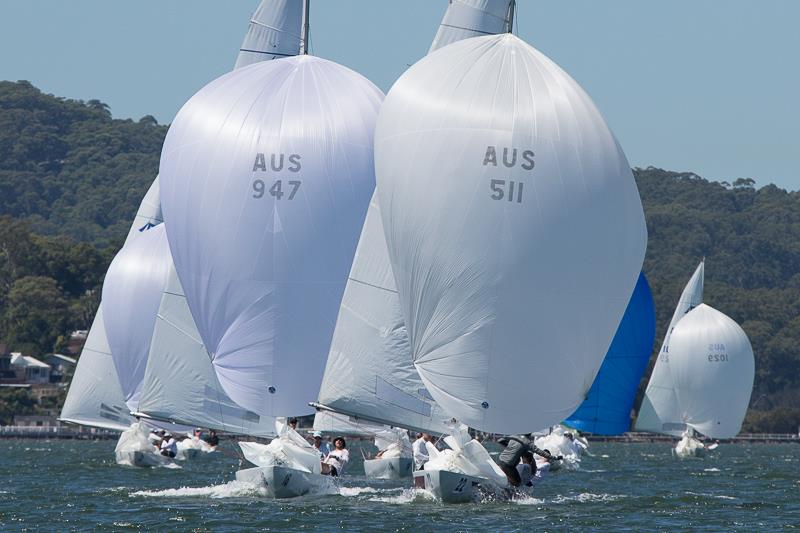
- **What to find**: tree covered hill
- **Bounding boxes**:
[0,81,798,431]
[0,80,166,248]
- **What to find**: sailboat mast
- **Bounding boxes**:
[506,0,516,33]
[301,0,310,54]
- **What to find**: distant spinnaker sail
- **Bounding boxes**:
[667,303,754,439]
[564,272,656,435]
[375,34,647,434]
[159,56,383,417]
[102,225,171,411]
[636,261,704,435]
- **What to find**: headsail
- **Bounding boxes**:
[564,272,656,435]
[636,261,704,435]
[374,34,647,434]
[668,304,754,439]
[159,55,383,417]
[59,308,133,431]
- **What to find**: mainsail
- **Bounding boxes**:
[636,261,705,435]
[564,272,656,435]
[102,225,171,411]
[429,0,515,52]
[314,0,515,436]
[374,33,647,434]
[667,304,754,439]
[234,0,304,68]
[159,55,383,418]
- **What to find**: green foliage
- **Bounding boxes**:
[1,81,799,431]
[0,388,38,425]
[0,80,166,248]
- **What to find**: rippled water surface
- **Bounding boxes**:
[1,439,798,531]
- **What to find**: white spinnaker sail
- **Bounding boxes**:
[636,261,704,435]
[316,0,514,435]
[102,225,171,411]
[668,304,754,438]
[59,308,133,431]
[159,56,383,418]
[234,0,304,69]
[429,0,514,52]
[316,197,453,435]
[375,34,647,434]
[136,264,275,437]
[125,176,163,241]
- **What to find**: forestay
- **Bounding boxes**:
[565,272,656,435]
[375,34,647,434]
[59,308,133,431]
[159,55,383,417]
[102,225,171,411]
[667,304,754,439]
[636,261,704,435]
[136,264,275,437]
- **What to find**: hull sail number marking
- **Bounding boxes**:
[482,146,533,204]
[252,152,302,200]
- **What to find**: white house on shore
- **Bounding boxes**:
[9,353,51,384]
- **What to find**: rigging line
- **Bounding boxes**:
[248,19,302,39]
[238,49,295,58]
[348,276,398,294]
[438,22,496,37]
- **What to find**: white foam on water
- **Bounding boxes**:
[550,493,624,504]
[130,480,267,499]
[368,488,437,504]
[511,494,545,506]
[686,491,737,501]
[600,454,610,458]
[704,467,721,472]
[581,469,607,473]
[338,486,389,497]
[160,461,182,470]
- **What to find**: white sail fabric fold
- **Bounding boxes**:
[125,176,163,242]
[375,34,647,434]
[636,261,705,435]
[429,0,514,53]
[102,225,172,411]
[136,263,275,437]
[234,0,304,69]
[159,56,383,417]
[316,197,453,435]
[667,304,754,439]
[312,410,387,437]
[239,419,321,474]
[59,307,133,431]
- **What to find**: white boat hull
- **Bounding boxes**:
[413,469,485,503]
[115,450,169,468]
[235,466,326,499]
[363,457,413,479]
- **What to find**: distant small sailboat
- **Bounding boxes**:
[635,261,755,458]
[374,0,647,500]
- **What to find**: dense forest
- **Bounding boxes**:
[0,81,798,432]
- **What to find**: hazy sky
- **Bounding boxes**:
[1,1,798,190]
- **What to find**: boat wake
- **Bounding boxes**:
[368,488,437,504]
[130,480,266,499]
[550,492,625,504]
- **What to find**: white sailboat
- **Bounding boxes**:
[60,0,306,465]
[312,0,516,484]
[157,0,383,497]
[636,261,754,457]
[373,4,647,501]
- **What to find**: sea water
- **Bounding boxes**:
[1,439,797,531]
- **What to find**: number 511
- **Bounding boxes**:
[490,179,524,203]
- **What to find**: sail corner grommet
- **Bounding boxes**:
[481,401,489,409]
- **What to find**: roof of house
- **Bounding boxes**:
[44,353,77,365]
[10,354,50,369]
